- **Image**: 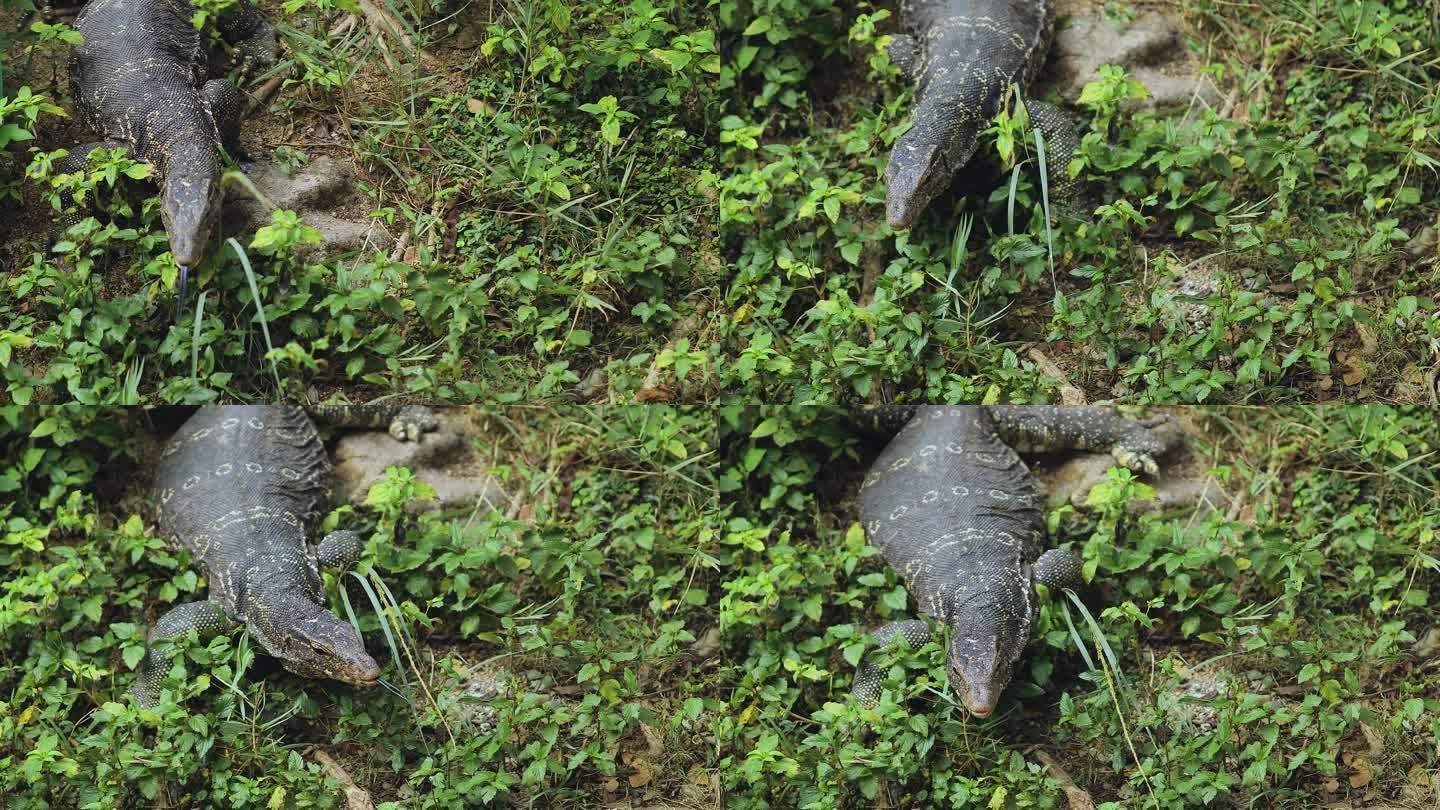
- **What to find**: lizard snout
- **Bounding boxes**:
[884,141,943,230]
[354,657,382,685]
[962,694,996,717]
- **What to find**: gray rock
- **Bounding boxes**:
[333,411,507,514]
[224,156,390,259]
[1404,212,1438,259]
[575,366,609,402]
[449,665,512,732]
[1052,12,1222,112]
[1159,668,1229,731]
[1168,258,1225,327]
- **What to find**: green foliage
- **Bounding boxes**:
[714,0,1440,404]
[716,405,1440,807]
[0,405,720,807]
[2,0,719,405]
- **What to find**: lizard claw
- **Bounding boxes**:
[1110,446,1158,476]
[389,405,438,442]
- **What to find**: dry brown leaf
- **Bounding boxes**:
[642,723,665,758]
[1349,755,1373,789]
[1323,778,1340,793]
[1361,723,1385,757]
[628,757,653,788]
[1340,355,1367,385]
[465,98,493,115]
[603,778,620,793]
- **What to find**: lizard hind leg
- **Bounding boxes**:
[886,33,920,79]
[131,600,235,706]
[315,530,364,571]
[853,619,933,707]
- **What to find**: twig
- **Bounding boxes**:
[245,72,288,117]
[313,750,376,810]
[1027,346,1087,405]
[356,0,415,70]
[329,14,358,38]
[1032,750,1095,810]
[388,227,412,264]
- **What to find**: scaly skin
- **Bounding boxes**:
[884,0,1079,228]
[134,404,434,705]
[65,0,276,313]
[852,406,1174,716]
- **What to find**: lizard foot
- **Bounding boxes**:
[389,405,438,443]
[853,619,932,707]
[1110,445,1159,476]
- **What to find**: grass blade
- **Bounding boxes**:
[1034,128,1056,285]
[1066,588,1120,675]
[345,570,408,686]
[227,237,280,390]
[1059,593,1097,672]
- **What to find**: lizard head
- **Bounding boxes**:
[885,118,977,229]
[248,594,382,688]
[159,143,224,271]
[945,596,1031,717]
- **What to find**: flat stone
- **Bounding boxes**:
[1051,12,1222,112]
[1158,667,1229,731]
[299,211,390,256]
[258,156,353,210]
[224,156,389,259]
[333,411,507,514]
[1032,417,1227,514]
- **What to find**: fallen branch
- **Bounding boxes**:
[313,750,376,810]
[244,72,288,117]
[1026,346,1087,406]
[356,0,415,69]
[1033,750,1095,810]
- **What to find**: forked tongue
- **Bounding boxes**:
[377,677,412,704]
[173,264,189,321]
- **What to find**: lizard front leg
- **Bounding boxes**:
[50,141,135,238]
[132,599,235,706]
[852,618,933,706]
[202,78,247,161]
[315,530,363,570]
[988,406,1177,475]
[1025,99,1086,217]
[218,0,278,79]
[1032,548,1084,591]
